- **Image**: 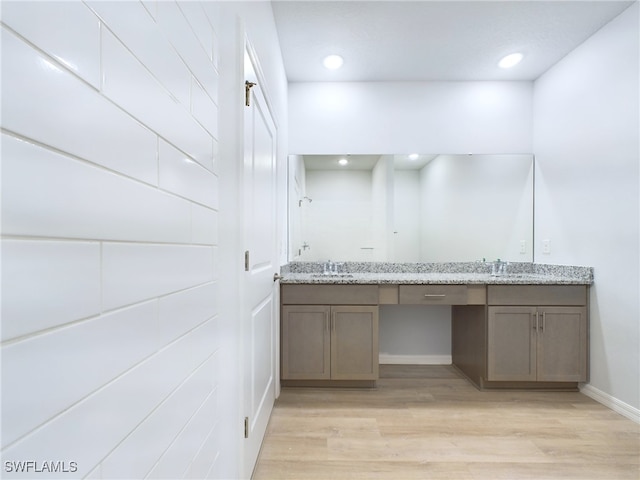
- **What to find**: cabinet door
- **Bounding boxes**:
[331,306,379,380]
[281,305,330,380]
[488,306,537,381]
[537,307,587,382]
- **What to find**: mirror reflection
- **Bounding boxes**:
[288,154,534,263]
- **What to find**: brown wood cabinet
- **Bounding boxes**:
[281,305,330,380]
[331,306,379,380]
[281,282,589,390]
[453,284,589,389]
[281,285,379,385]
[487,305,587,382]
[281,305,379,381]
[483,284,588,386]
[399,284,468,305]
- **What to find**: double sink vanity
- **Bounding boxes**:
[279,261,593,391]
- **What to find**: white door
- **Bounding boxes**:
[242,45,278,478]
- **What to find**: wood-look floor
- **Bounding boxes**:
[253,365,640,480]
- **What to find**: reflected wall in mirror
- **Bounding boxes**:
[288,154,534,263]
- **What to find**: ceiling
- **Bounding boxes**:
[303,154,438,171]
[303,154,381,170]
[272,0,634,82]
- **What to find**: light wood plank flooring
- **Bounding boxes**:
[253,365,639,480]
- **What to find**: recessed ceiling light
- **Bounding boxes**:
[408,153,419,161]
[498,52,523,69]
[323,54,344,70]
[338,158,349,166]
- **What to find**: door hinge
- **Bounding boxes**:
[244,250,250,271]
[244,416,249,438]
[245,81,256,106]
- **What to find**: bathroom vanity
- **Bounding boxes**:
[279,262,592,390]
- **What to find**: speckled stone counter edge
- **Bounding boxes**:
[279,261,594,285]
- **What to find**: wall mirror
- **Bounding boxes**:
[287,154,534,263]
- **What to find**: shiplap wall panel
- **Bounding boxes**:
[185,418,221,479]
[86,0,192,107]
[177,2,215,63]
[100,29,214,168]
[1,239,101,341]
[192,205,219,245]
[101,243,214,311]
[1,1,221,477]
[146,384,220,479]
[0,30,158,184]
[158,139,218,208]
[0,1,101,88]
[2,134,191,242]
[156,1,218,105]
[1,319,218,476]
[99,355,217,479]
[2,301,159,447]
[192,78,220,138]
[157,282,219,346]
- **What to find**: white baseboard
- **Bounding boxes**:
[580,384,640,424]
[379,354,452,365]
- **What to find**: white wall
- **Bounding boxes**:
[393,170,422,262]
[287,155,306,260]
[289,81,533,154]
[371,155,394,260]
[379,306,451,364]
[533,3,639,413]
[303,170,374,261]
[419,154,533,262]
[1,1,287,479]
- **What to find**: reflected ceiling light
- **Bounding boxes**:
[498,52,523,69]
[408,153,419,160]
[323,54,344,70]
[338,158,349,166]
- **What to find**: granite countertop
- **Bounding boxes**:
[279,262,594,285]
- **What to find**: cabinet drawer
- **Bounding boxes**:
[487,285,587,306]
[281,284,379,305]
[399,285,468,305]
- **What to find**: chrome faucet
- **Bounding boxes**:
[323,260,334,275]
[322,260,344,275]
[490,259,508,276]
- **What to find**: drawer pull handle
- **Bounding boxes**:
[424,294,446,298]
